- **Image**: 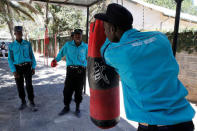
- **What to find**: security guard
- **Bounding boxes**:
[51,29,88,117]
[8,26,37,111]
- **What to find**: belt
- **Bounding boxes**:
[67,65,86,69]
[139,123,164,127]
[139,121,193,127]
[15,62,31,67]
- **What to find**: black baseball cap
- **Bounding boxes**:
[74,29,82,34]
[71,32,74,37]
[94,3,133,28]
[14,26,23,32]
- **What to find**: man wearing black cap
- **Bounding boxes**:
[94,3,195,131]
[70,32,74,40]
[51,29,87,117]
[8,26,37,111]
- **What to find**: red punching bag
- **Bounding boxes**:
[88,20,120,129]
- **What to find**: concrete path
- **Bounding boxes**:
[0,56,136,131]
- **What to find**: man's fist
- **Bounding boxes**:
[32,69,35,75]
[51,59,58,67]
[13,72,19,78]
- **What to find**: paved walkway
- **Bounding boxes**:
[0,56,136,131]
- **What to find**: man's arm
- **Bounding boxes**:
[8,44,16,73]
[29,43,36,75]
[86,43,88,60]
[51,43,67,67]
[55,43,67,62]
[8,45,19,78]
[29,43,36,69]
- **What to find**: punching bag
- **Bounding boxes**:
[88,20,120,129]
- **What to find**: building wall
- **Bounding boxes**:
[161,15,197,31]
[111,0,197,31]
[117,0,162,30]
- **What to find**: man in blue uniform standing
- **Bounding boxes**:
[94,3,195,131]
[51,29,88,117]
[8,26,37,111]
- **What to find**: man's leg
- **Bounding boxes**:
[24,65,35,105]
[74,69,85,117]
[59,69,74,116]
[23,64,38,112]
[2,50,5,58]
[15,68,26,110]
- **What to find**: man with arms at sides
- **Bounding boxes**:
[8,26,37,111]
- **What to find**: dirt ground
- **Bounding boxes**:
[0,56,136,131]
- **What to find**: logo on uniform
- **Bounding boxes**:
[91,62,110,84]
[80,49,85,54]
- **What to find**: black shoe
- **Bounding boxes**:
[75,109,81,118]
[18,103,27,110]
[58,106,70,116]
[29,101,38,112]
[29,101,35,107]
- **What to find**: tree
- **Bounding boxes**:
[47,0,111,37]
[47,5,85,37]
[89,0,111,23]
[143,0,197,16]
[0,0,39,41]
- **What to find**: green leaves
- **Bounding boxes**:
[143,0,197,16]
[48,5,85,36]
[166,31,197,53]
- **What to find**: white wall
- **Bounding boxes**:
[110,0,164,30]
[110,0,197,31]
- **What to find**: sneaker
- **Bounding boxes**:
[58,106,70,116]
[75,109,81,118]
[18,103,27,110]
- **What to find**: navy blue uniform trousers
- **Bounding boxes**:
[15,63,34,102]
[63,66,86,106]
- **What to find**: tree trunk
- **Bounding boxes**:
[7,21,14,41]
[5,1,14,41]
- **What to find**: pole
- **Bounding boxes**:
[44,35,46,65]
[45,0,49,66]
[55,33,57,57]
[84,6,89,94]
[86,6,89,43]
[172,0,183,57]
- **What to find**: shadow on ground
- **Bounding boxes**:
[0,57,136,131]
[0,84,136,131]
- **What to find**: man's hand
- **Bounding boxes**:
[51,59,58,67]
[32,69,35,75]
[13,72,19,78]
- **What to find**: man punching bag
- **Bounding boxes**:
[88,20,120,129]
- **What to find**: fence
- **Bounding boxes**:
[30,35,87,58]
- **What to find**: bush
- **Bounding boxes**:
[166,31,197,53]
